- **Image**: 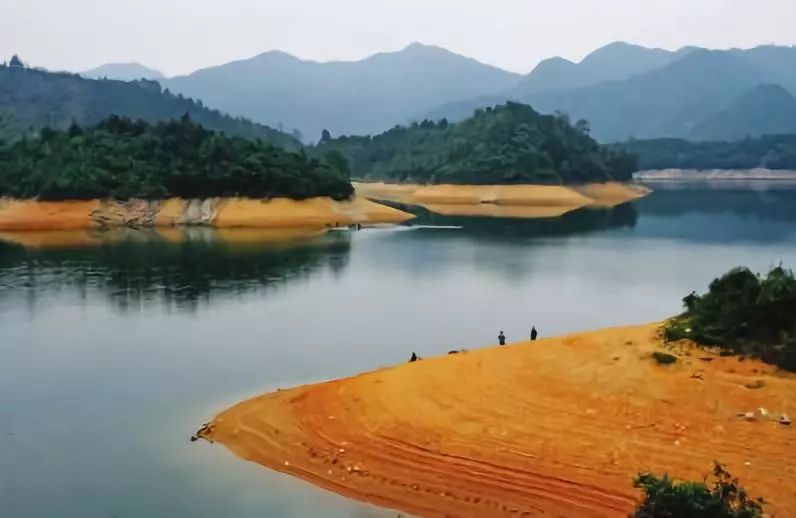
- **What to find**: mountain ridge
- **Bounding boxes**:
[163,42,523,140]
[0,65,299,148]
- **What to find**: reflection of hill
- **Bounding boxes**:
[396,203,638,240]
[632,186,796,244]
[0,229,351,313]
[636,185,796,221]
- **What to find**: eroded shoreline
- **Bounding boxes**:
[0,196,414,232]
[198,323,796,517]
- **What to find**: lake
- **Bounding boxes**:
[2,184,796,517]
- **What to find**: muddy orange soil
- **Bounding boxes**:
[0,196,414,231]
[200,323,796,517]
[354,182,650,217]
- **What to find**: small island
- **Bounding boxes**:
[317,103,648,216]
[0,116,413,231]
[196,266,796,517]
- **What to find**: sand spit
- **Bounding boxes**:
[354,182,650,217]
[199,323,796,517]
[0,196,414,232]
[418,203,577,219]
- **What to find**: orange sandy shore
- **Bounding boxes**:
[354,182,650,219]
[0,196,414,232]
[200,323,796,517]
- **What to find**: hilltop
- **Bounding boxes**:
[81,62,166,81]
[315,102,637,185]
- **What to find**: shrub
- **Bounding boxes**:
[665,266,796,371]
[633,463,764,518]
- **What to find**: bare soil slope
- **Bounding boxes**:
[200,323,796,517]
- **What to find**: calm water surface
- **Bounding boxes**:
[2,185,796,517]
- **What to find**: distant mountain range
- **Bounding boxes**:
[427,43,796,142]
[161,43,521,142]
[689,84,796,141]
[0,65,299,148]
[159,41,796,142]
[82,62,165,81]
[11,41,796,145]
[509,42,699,95]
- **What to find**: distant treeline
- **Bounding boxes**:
[0,63,300,149]
[613,135,796,171]
[0,115,353,201]
[315,102,638,185]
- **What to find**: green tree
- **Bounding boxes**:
[634,463,764,518]
[0,116,354,202]
[665,265,796,371]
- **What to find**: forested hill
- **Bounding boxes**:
[614,135,796,171]
[315,102,638,185]
[0,63,299,149]
[0,116,352,201]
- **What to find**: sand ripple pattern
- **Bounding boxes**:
[204,323,796,517]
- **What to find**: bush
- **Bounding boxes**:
[633,463,764,518]
[664,266,796,371]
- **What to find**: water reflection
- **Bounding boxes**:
[396,202,638,239]
[2,187,796,518]
[633,185,796,243]
[0,227,351,313]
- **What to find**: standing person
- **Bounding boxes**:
[498,331,506,346]
[531,327,538,341]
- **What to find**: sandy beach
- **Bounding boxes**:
[354,182,650,218]
[199,323,796,517]
[0,196,414,232]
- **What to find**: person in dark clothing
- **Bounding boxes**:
[531,327,538,341]
[498,331,506,346]
[409,352,419,362]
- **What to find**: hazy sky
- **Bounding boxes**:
[2,0,795,76]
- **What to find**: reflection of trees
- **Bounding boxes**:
[393,202,638,240]
[0,231,351,313]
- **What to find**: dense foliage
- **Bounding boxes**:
[0,63,300,149]
[665,266,796,371]
[614,135,796,171]
[315,102,638,184]
[633,463,764,518]
[0,116,353,201]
